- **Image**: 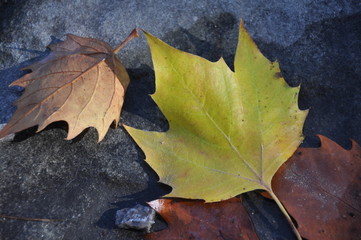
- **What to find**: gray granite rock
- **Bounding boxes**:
[0,0,361,239]
[115,204,155,232]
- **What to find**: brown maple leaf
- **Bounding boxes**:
[272,135,361,240]
[146,198,259,240]
[0,29,138,142]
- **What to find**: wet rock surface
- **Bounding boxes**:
[0,1,360,239]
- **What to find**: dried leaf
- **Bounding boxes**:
[272,135,361,240]
[146,198,259,240]
[0,29,138,142]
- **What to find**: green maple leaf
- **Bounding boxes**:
[125,21,307,239]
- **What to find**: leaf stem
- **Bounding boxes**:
[0,214,63,222]
[113,28,139,54]
[266,188,302,240]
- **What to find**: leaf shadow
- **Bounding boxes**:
[243,191,299,240]
[91,63,173,231]
[11,121,79,142]
[161,12,238,69]
[121,65,169,132]
[96,124,172,230]
[96,12,241,233]
[252,12,361,149]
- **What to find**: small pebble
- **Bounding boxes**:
[115,204,155,232]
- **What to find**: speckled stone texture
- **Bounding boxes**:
[0,0,361,239]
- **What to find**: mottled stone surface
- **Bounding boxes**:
[0,0,361,239]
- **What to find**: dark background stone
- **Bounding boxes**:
[0,1,361,239]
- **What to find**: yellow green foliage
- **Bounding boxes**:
[125,22,307,202]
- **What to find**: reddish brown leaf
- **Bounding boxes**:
[0,29,138,142]
[145,198,259,240]
[272,135,361,240]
